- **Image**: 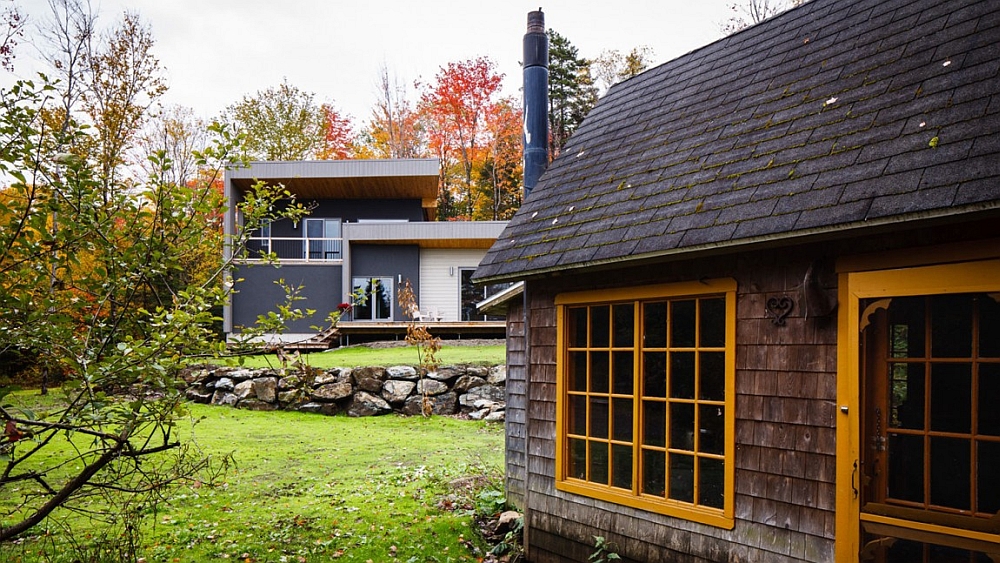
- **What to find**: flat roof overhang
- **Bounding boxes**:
[343,221,508,249]
[227,159,440,220]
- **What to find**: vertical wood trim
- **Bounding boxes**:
[835,271,861,563]
[554,303,565,484]
[724,282,738,523]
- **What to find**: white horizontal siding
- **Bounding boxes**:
[419,248,488,321]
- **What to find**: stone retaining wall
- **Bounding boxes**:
[181,364,506,420]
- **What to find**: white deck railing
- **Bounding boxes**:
[244,237,343,262]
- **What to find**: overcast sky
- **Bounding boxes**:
[7,1,739,125]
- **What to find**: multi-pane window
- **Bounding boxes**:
[556,280,735,528]
[861,291,1000,561]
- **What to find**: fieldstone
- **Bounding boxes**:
[347,391,391,417]
[403,392,457,415]
[356,375,384,394]
[382,380,416,403]
[416,379,448,396]
[181,368,211,385]
[233,380,254,400]
[278,389,306,405]
[277,375,302,390]
[466,365,490,378]
[214,377,235,391]
[311,381,353,402]
[474,399,504,410]
[313,369,342,386]
[469,398,504,420]
[429,392,458,415]
[185,388,213,403]
[386,365,419,380]
[239,399,276,411]
[453,375,487,393]
[212,391,238,406]
[487,366,507,385]
[298,402,341,416]
[497,510,521,532]
[402,395,432,416]
[483,411,505,422]
[351,366,387,385]
[252,377,277,403]
[459,385,505,407]
[426,366,461,382]
[347,369,383,399]
[225,369,254,381]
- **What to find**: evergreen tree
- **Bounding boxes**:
[546,29,597,160]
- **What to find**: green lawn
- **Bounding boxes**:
[0,395,506,562]
[232,343,506,369]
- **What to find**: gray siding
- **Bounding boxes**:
[231,264,342,334]
[315,199,423,222]
[351,244,419,322]
[226,158,439,181]
[260,199,423,239]
[505,298,527,509]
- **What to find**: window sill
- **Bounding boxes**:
[556,478,734,529]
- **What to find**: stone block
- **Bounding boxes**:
[311,381,353,402]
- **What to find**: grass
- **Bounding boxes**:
[0,392,506,562]
[231,343,506,369]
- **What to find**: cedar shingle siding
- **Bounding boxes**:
[478,0,1000,561]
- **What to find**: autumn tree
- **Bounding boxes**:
[720,0,806,34]
[547,29,597,160]
[356,64,426,159]
[132,105,229,296]
[134,104,209,188]
[224,79,354,161]
[473,97,522,221]
[316,103,355,160]
[0,77,306,551]
[592,45,655,95]
[1,0,24,72]
[418,56,505,220]
[84,10,168,194]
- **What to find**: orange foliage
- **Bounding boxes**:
[418,57,506,220]
[316,104,355,160]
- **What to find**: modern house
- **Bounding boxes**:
[475,1,1000,562]
[223,159,508,346]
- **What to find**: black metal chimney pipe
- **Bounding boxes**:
[523,9,548,199]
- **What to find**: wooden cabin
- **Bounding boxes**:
[474,0,1000,561]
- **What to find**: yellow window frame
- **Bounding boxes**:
[554,278,737,529]
[835,255,1000,563]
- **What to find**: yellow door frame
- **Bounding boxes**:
[835,252,1000,563]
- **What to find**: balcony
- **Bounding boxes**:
[244,237,343,262]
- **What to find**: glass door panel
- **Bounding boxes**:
[351,277,393,321]
[861,293,1000,563]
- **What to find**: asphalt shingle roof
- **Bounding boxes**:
[475,0,1000,282]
